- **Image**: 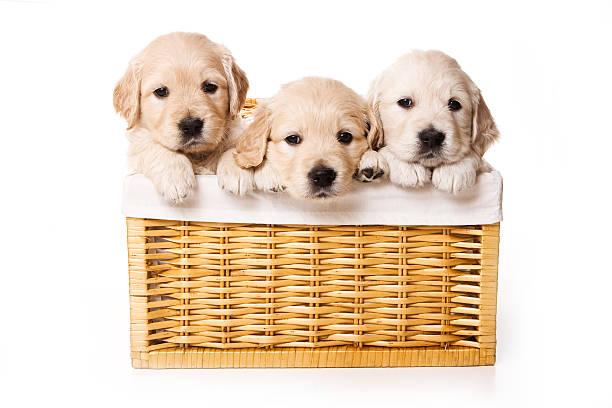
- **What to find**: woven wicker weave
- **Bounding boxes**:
[127,219,499,368]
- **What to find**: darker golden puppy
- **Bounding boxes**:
[114,32,249,203]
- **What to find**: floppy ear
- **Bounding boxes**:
[471,88,499,157]
[365,77,384,150]
[233,104,271,168]
[222,52,250,119]
[365,102,384,150]
[113,59,142,129]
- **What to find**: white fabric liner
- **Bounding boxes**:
[122,170,502,226]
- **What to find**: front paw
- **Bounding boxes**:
[355,150,388,182]
[217,163,254,196]
[153,162,197,204]
[253,162,284,193]
[389,162,431,188]
[268,185,286,193]
[432,163,477,194]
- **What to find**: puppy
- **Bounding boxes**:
[217,77,381,199]
[113,32,249,203]
[357,50,499,193]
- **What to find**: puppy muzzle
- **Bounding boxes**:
[418,128,445,153]
[178,117,207,149]
[179,116,204,138]
[307,165,337,198]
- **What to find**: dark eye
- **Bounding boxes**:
[285,135,301,145]
[397,98,413,109]
[337,131,353,144]
[202,82,218,93]
[153,87,169,98]
[448,99,462,111]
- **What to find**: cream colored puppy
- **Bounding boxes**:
[358,50,499,193]
[217,77,381,199]
[114,32,249,203]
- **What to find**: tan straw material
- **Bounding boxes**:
[127,219,499,368]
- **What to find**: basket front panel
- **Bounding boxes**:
[127,219,496,357]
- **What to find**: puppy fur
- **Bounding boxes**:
[217,77,382,200]
[358,50,499,193]
[113,32,249,203]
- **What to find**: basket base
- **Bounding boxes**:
[132,346,495,369]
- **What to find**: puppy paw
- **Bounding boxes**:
[378,147,430,188]
[389,162,431,188]
[432,162,477,194]
[218,167,254,196]
[217,164,254,196]
[269,185,286,193]
[153,161,197,204]
[216,148,254,196]
[254,162,284,193]
[355,150,388,182]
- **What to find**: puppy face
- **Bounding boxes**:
[114,32,248,153]
[369,50,498,166]
[235,77,381,200]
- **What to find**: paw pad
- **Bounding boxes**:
[356,167,384,182]
[269,185,287,193]
[361,167,374,179]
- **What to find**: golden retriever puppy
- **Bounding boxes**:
[217,77,381,199]
[357,50,499,193]
[113,32,249,203]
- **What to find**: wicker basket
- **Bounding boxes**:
[124,100,501,368]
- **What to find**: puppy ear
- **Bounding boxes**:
[471,88,499,157]
[365,102,384,150]
[234,104,270,168]
[113,59,142,129]
[365,78,384,150]
[222,52,250,119]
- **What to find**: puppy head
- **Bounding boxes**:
[235,77,379,200]
[113,32,249,153]
[369,50,498,167]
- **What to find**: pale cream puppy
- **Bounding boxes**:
[217,77,382,200]
[113,32,249,203]
[358,50,499,193]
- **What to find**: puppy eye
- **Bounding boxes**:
[285,135,302,145]
[448,99,462,111]
[337,131,353,144]
[397,98,413,109]
[153,87,169,98]
[202,82,218,93]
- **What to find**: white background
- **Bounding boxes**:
[1,0,611,406]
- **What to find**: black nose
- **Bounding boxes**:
[178,117,204,138]
[308,166,337,188]
[418,128,445,150]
